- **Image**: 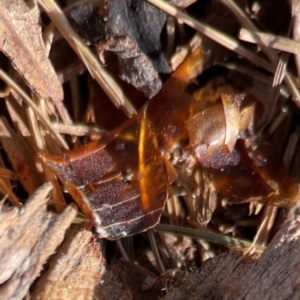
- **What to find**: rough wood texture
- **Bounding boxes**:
[31,222,167,299]
[163,217,300,300]
[31,223,131,300]
[0,183,78,300]
[0,0,67,121]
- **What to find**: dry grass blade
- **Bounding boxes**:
[0,168,18,181]
[5,95,31,137]
[217,0,300,105]
[291,0,300,78]
[115,239,131,261]
[272,52,290,88]
[0,0,70,123]
[0,69,69,150]
[216,61,287,93]
[240,28,300,55]
[38,0,137,117]
[219,0,278,64]
[148,229,165,273]
[155,224,266,253]
[170,0,196,7]
[0,178,21,207]
[52,123,105,136]
[147,0,274,72]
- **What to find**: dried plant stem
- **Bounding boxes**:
[219,0,300,101]
[147,0,274,73]
[116,240,130,261]
[0,178,21,207]
[149,0,300,103]
[38,0,137,117]
[220,0,279,64]
[0,69,68,150]
[0,168,18,181]
[52,123,105,136]
[216,61,288,97]
[148,229,165,273]
[254,206,278,247]
[239,28,300,55]
[291,0,300,78]
[155,224,266,253]
[26,105,45,151]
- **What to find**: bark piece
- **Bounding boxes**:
[163,218,300,299]
[31,224,168,299]
[70,0,171,98]
[0,182,78,300]
[0,0,66,121]
[69,4,106,45]
[105,0,171,97]
[31,224,131,300]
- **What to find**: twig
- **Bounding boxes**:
[239,28,300,55]
[38,0,137,117]
[147,0,274,73]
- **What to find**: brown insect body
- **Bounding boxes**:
[44,114,171,239]
[44,48,298,240]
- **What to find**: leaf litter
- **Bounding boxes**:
[0,0,300,299]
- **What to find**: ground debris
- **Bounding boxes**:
[70,0,171,98]
[0,0,67,122]
[31,223,130,300]
[163,218,300,299]
[0,183,77,300]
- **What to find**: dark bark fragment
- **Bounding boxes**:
[69,0,171,98]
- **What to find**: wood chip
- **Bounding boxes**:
[31,224,131,300]
[31,223,168,299]
[0,182,77,300]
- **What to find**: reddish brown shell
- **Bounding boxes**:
[43,113,170,240]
